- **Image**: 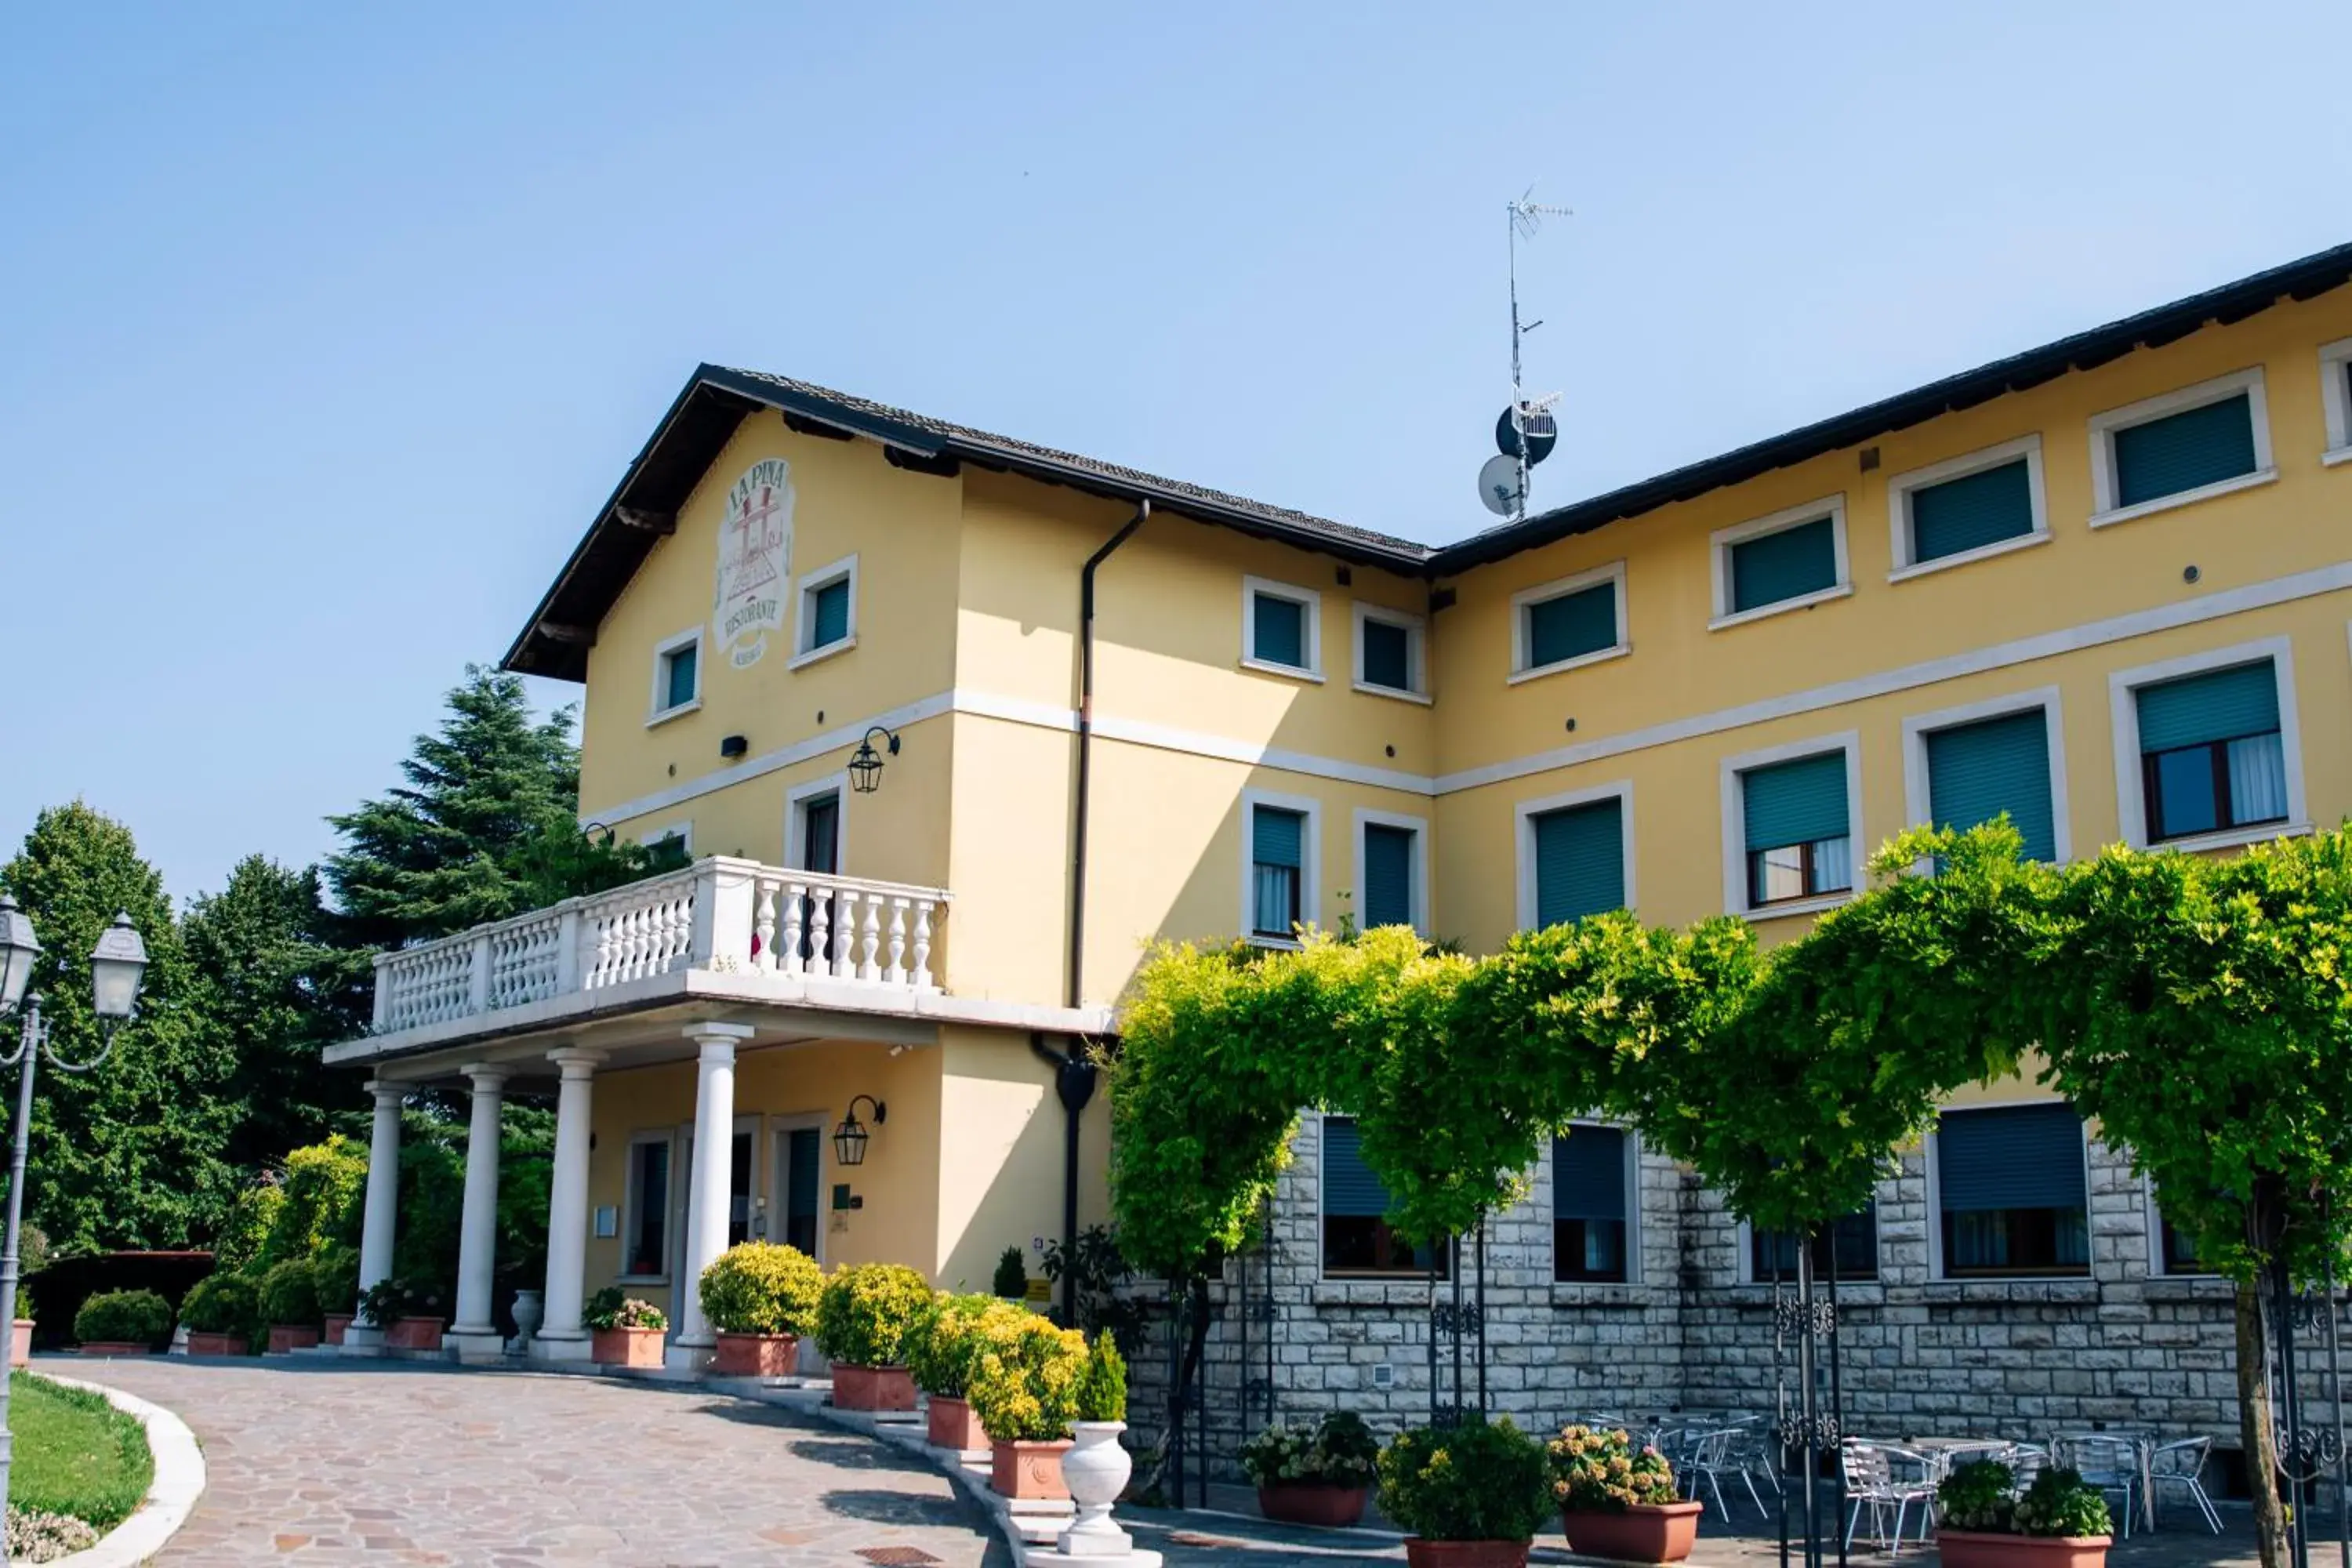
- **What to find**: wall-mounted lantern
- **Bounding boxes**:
[833,1094,886,1166]
[848,726,900,793]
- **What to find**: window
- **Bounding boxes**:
[1249,800,1309,940]
[2135,660,2288,844]
[2154,1206,2212,1276]
[649,629,702,720]
[1512,564,1628,680]
[793,556,858,664]
[641,823,694,866]
[1888,437,2046,575]
[1553,1128,1631,1283]
[1322,1116,1443,1276]
[1936,1103,2089,1278]
[2321,336,2352,464]
[2089,368,2274,524]
[1734,748,1854,910]
[1711,499,1848,626]
[1242,576,1322,678]
[1750,1208,1878,1282]
[1923,708,2060,863]
[1357,815,1421,931]
[1522,790,1629,929]
[1353,603,1426,699]
[622,1133,673,1279]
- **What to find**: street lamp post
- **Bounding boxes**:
[0,896,148,1552]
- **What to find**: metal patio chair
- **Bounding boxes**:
[2055,1435,2140,1541]
[1682,1428,1767,1517]
[1841,1442,1938,1552]
[2149,1436,2223,1534]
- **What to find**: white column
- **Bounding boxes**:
[448,1065,509,1359]
[343,1080,405,1354]
[671,1022,753,1363]
[535,1047,603,1361]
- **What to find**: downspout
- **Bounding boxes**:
[1032,1031,1097,1328]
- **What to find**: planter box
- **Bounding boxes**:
[186,1330,248,1356]
[1939,1530,2111,1568]
[591,1325,666,1368]
[267,1324,321,1355]
[322,1313,354,1347]
[990,1437,1073,1500]
[713,1331,797,1378]
[10,1319,30,1369]
[833,1363,916,1412]
[1403,1541,1530,1568]
[77,1341,151,1357]
[928,1394,987,1451]
[1259,1483,1368,1528]
[385,1316,447,1352]
[1559,1501,1704,1564]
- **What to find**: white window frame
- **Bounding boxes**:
[1351,808,1430,935]
[2107,634,2306,852]
[790,554,859,668]
[1924,1098,2093,1284]
[1241,787,1322,947]
[785,772,850,873]
[1551,1119,1642,1287]
[1351,601,1429,702]
[2087,366,2276,528]
[648,626,704,725]
[1509,561,1631,683]
[1900,687,2072,866]
[616,1128,677,1284]
[1513,779,1637,931]
[766,1112,830,1265]
[639,821,695,856]
[1719,731,1863,919]
[1708,496,1853,630]
[2321,336,2352,466]
[1240,575,1325,681]
[1734,1196,1882,1286]
[1886,434,2051,581]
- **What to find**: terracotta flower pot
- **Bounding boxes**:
[1403,1541,1530,1568]
[833,1363,917,1412]
[590,1325,666,1368]
[1258,1483,1369,1527]
[186,1330,248,1356]
[1939,1530,2111,1568]
[77,1341,150,1357]
[927,1394,988,1450]
[321,1313,354,1347]
[267,1324,321,1355]
[10,1319,30,1369]
[385,1316,447,1352]
[990,1437,1074,1500]
[712,1331,797,1377]
[1559,1501,1704,1563]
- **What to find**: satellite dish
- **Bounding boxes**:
[1495,406,1559,466]
[1477,454,1523,517]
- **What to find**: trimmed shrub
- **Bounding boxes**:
[698,1242,825,1336]
[813,1263,935,1367]
[311,1243,361,1318]
[1377,1417,1552,1543]
[991,1247,1027,1298]
[72,1289,171,1348]
[965,1312,1087,1443]
[259,1258,321,1327]
[1071,1332,1127,1423]
[177,1273,261,1341]
[906,1294,1014,1399]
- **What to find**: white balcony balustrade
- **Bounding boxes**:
[369,858,949,1035]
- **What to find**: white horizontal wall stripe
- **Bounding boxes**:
[582,691,958,826]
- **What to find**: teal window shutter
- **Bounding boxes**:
[1254,592,1307,668]
[1938,1104,2085,1214]
[1252,805,1305,935]
[1361,823,1414,928]
[1741,752,1848,852]
[1532,797,1624,927]
[2136,662,2280,752]
[1322,1118,1394,1219]
[2111,393,2258,508]
[1729,517,1838,613]
[1552,1129,1626,1223]
[811,579,851,648]
[1525,583,1617,668]
[1910,459,2035,564]
[1361,618,1412,691]
[663,643,698,710]
[1926,710,2056,862]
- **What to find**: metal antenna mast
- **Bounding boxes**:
[1506,191,1570,521]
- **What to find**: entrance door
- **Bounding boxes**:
[800,793,840,874]
[770,1122,825,1261]
[671,1116,761,1286]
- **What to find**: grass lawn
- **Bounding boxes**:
[6,1373,152,1529]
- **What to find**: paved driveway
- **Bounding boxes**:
[60,1357,1011,1567]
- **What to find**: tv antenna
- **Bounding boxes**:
[1483,190,1571,521]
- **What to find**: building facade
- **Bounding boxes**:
[330,243,2352,1470]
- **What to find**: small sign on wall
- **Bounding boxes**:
[593,1206,619,1239]
[1024,1279,1051,1304]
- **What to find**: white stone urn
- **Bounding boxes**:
[1055,1421,1134,1559]
[510,1289,544,1352]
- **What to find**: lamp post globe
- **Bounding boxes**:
[88,912,149,1022]
[0,897,38,1014]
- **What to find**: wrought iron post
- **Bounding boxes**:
[1475,1217,1489,1416]
[1772,1226,1844,1568]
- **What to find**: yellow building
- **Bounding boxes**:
[327,241,2352,1389]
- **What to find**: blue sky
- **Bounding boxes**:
[5,2,2348,902]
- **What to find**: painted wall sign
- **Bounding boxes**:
[714,458,794,667]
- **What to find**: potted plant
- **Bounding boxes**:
[313,1244,360,1345]
[11,1285,33,1369]
[1377,1417,1553,1568]
[1058,1334,1134,1556]
[907,1294,1013,1451]
[260,1258,323,1353]
[1547,1425,1702,1563]
[1936,1460,2114,1568]
[1243,1412,1381,1527]
[699,1241,824,1377]
[992,1246,1029,1305]
[178,1272,261,1356]
[815,1262,935,1411]
[362,1278,449,1351]
[583,1287,668,1368]
[967,1310,1089,1499]
[73,1289,171,1356]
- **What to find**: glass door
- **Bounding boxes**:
[770,1121,826,1261]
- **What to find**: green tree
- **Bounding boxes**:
[0,803,241,1251]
